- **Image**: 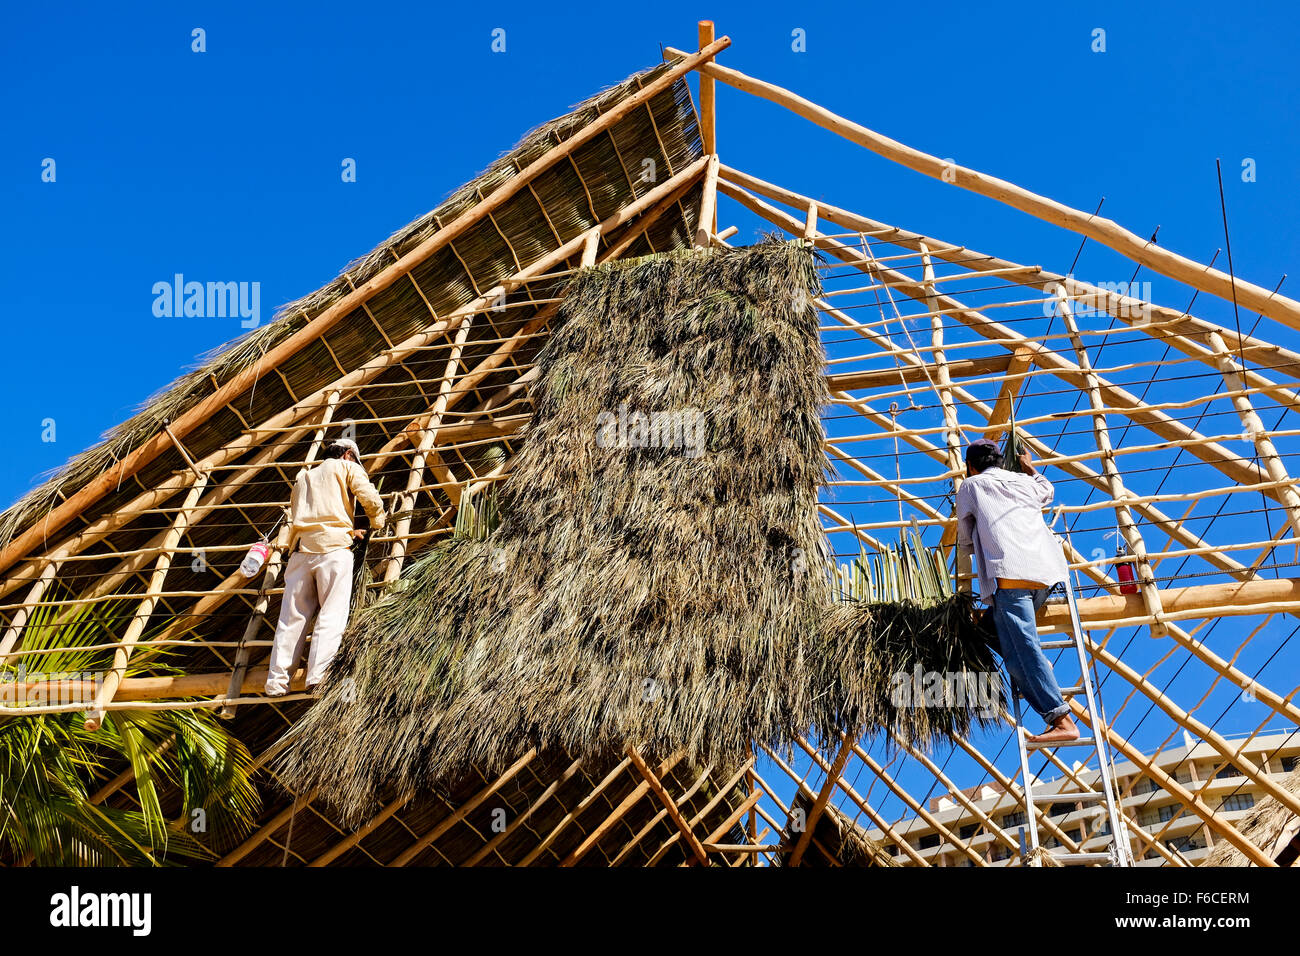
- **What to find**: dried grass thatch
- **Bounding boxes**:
[775,790,898,867]
[278,239,831,820]
[1203,766,1300,866]
[276,239,997,823]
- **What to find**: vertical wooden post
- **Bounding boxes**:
[383,316,476,583]
[697,21,716,157]
[802,202,819,242]
[85,471,211,730]
[1055,287,1168,637]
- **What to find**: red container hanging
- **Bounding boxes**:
[1116,543,1137,595]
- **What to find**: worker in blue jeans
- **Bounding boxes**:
[956,439,1080,743]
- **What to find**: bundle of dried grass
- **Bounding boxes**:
[815,593,1001,750]
[277,240,834,821]
[817,533,1002,749]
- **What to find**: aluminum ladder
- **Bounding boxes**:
[1010,536,1133,867]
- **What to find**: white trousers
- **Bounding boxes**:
[265,548,354,694]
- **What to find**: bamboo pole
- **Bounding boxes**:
[517,756,635,866]
[0,558,61,662]
[463,756,585,866]
[887,728,1019,858]
[560,752,683,866]
[389,749,539,866]
[664,51,1300,328]
[85,470,210,732]
[643,759,752,866]
[217,788,318,867]
[761,743,928,866]
[609,761,715,865]
[1066,699,1275,866]
[1206,328,1300,538]
[383,315,475,583]
[786,733,856,866]
[831,739,991,865]
[1055,287,1169,638]
[627,745,709,865]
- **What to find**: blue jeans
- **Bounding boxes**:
[992,587,1070,724]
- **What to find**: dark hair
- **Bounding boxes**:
[324,444,351,460]
[966,444,1003,474]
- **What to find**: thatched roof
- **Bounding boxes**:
[1203,767,1300,866]
[0,60,702,557]
[276,239,997,824]
[775,790,897,867]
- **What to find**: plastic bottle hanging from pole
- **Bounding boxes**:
[239,539,272,579]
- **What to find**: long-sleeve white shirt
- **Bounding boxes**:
[287,458,386,554]
[956,467,1068,600]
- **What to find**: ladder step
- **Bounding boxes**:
[1025,737,1095,750]
[1060,685,1086,697]
[1030,790,1108,804]
[1041,639,1075,649]
[1049,851,1113,865]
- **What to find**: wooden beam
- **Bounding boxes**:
[694,153,721,248]
[389,749,538,866]
[560,752,683,866]
[825,353,1011,392]
[787,733,856,866]
[666,51,1300,329]
[627,745,709,866]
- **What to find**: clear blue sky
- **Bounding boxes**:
[5,1,1298,842]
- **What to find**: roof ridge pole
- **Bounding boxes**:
[0,37,733,579]
[697,21,718,238]
[1052,286,1169,639]
[663,50,1300,330]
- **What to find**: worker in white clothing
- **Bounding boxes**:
[956,438,1079,743]
[264,438,386,697]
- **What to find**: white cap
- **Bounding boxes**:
[331,438,361,457]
